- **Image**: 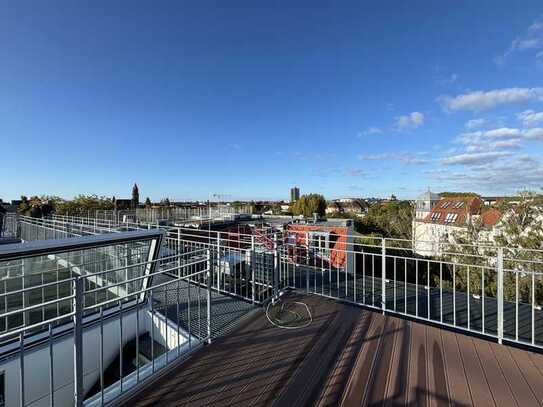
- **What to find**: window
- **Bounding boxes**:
[431,212,441,221]
[311,233,328,251]
[444,213,458,223]
[441,201,451,209]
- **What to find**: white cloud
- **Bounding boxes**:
[358,127,382,137]
[395,112,424,130]
[441,151,511,166]
[492,139,522,149]
[427,155,543,193]
[484,127,522,138]
[524,127,543,139]
[497,16,543,63]
[517,110,543,127]
[465,118,486,130]
[437,87,543,112]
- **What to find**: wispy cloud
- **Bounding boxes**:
[358,127,382,137]
[427,156,543,193]
[437,87,543,112]
[496,15,543,64]
[484,127,522,138]
[358,151,429,165]
[464,118,486,130]
[517,110,543,127]
[441,151,512,166]
[394,112,424,130]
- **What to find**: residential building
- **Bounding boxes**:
[413,195,502,256]
[285,218,355,273]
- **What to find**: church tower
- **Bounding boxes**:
[132,183,139,209]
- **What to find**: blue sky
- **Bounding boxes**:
[1,1,543,201]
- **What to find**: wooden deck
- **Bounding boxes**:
[123,293,543,406]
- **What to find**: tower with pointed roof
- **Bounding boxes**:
[131,183,139,209]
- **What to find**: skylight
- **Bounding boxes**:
[444,213,458,223]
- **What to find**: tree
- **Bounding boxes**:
[160,198,171,207]
[356,200,413,239]
[145,197,152,208]
[54,195,114,216]
[441,191,543,304]
[17,195,55,218]
[290,194,327,217]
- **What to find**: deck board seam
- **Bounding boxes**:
[339,311,378,406]
[454,333,475,406]
[471,337,498,407]
[503,345,541,407]
[438,329,452,407]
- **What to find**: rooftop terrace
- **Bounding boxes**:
[1,213,543,406]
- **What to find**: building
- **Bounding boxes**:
[413,195,502,256]
[284,218,355,273]
[414,190,441,220]
[132,183,139,209]
[290,186,300,203]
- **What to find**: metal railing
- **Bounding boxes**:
[0,230,215,407]
[18,214,543,351]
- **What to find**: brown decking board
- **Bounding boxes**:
[123,293,543,407]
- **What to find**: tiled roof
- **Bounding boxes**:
[422,196,482,226]
[480,207,502,227]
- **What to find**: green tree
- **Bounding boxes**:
[144,197,152,208]
[54,195,114,216]
[441,191,543,303]
[356,200,413,239]
[290,194,327,217]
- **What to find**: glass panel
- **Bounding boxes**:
[0,238,154,337]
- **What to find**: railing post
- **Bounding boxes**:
[306,232,310,293]
[273,233,278,300]
[497,247,504,344]
[382,238,386,314]
[216,231,221,291]
[251,235,255,304]
[206,249,212,344]
[73,277,84,407]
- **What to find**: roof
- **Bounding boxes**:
[421,196,482,226]
[480,207,503,227]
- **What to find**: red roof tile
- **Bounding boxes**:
[422,196,482,226]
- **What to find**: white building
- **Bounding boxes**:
[413,196,502,256]
[414,190,441,220]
